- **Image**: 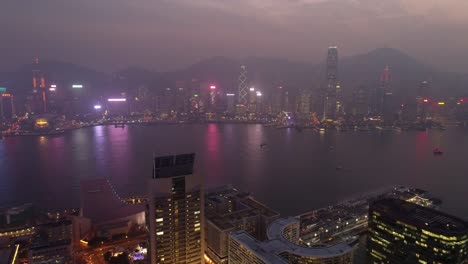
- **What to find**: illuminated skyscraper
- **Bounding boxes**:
[368,198,468,263]
[238,66,248,107]
[380,66,394,123]
[31,58,48,113]
[147,153,203,264]
[226,93,236,114]
[323,47,339,120]
[0,93,15,121]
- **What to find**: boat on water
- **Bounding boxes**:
[433,148,443,155]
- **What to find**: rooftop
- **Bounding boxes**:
[371,198,468,235]
[267,217,355,258]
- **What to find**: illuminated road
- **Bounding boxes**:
[75,234,147,264]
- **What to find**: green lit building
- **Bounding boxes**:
[368,198,468,263]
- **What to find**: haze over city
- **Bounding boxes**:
[2,0,468,72]
[1,1,468,264]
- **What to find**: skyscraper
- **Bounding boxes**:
[380,66,394,123]
[368,198,468,263]
[1,93,15,122]
[323,47,339,120]
[147,153,203,264]
[31,58,48,113]
[238,66,248,107]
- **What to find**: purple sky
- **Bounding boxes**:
[1,0,468,72]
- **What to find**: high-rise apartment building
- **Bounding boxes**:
[368,198,468,263]
[147,153,204,264]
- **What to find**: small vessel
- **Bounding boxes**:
[433,148,443,155]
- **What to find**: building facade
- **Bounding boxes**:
[204,187,280,264]
[368,198,468,263]
[147,153,204,264]
[229,217,356,264]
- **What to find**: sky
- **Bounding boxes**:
[1,0,468,72]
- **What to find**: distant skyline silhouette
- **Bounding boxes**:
[1,0,468,72]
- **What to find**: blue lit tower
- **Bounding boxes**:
[323,47,339,120]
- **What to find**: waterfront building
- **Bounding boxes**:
[204,186,280,264]
[248,87,257,113]
[229,217,356,264]
[226,94,236,114]
[28,220,73,264]
[147,153,203,264]
[323,47,339,120]
[351,86,369,117]
[0,93,15,122]
[367,198,468,263]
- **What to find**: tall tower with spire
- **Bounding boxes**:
[238,65,248,107]
[323,47,339,120]
[380,66,393,123]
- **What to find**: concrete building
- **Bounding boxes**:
[368,198,468,263]
[229,217,356,264]
[147,153,203,264]
[204,186,280,264]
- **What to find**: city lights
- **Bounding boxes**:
[50,84,57,88]
[226,93,235,96]
[107,98,126,102]
[0,87,6,93]
[423,99,429,103]
[1,93,11,97]
[438,102,445,105]
[72,84,83,89]
[49,87,56,91]
[210,85,216,90]
[94,105,102,109]
[249,87,255,91]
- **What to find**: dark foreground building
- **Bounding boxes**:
[147,153,203,264]
[368,198,468,263]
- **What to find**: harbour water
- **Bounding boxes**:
[1,124,467,218]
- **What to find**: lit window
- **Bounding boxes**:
[157,231,164,236]
[156,218,163,222]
